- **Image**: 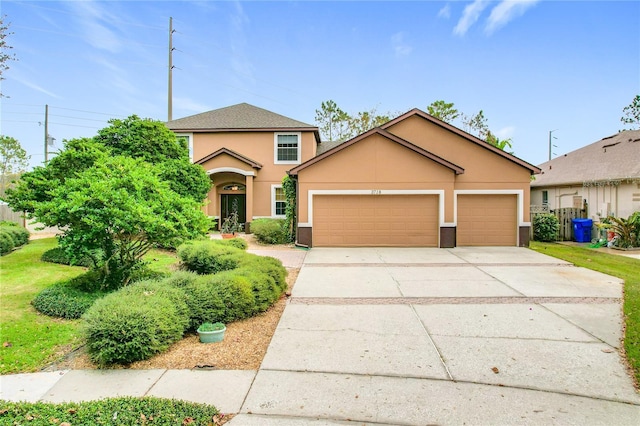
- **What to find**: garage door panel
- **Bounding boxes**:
[314,195,438,247]
[457,194,517,246]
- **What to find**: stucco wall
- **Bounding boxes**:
[192,130,317,220]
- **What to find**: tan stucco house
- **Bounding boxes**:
[167,103,320,231]
[169,103,540,247]
[531,130,640,222]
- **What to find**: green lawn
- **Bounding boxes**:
[530,242,640,385]
[0,238,180,374]
[0,239,86,374]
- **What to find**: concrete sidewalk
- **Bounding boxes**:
[2,247,639,425]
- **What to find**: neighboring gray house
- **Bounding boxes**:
[531,130,640,222]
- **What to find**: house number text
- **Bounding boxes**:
[371,189,382,195]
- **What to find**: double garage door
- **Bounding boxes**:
[312,194,517,247]
[313,195,439,247]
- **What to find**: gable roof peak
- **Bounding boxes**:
[166,102,318,133]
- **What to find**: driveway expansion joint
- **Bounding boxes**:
[291,296,622,305]
[304,262,573,267]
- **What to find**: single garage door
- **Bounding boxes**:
[457,194,517,246]
[313,195,439,247]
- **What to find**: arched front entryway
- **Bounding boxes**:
[219,182,247,225]
[205,169,255,232]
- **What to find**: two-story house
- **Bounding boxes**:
[167,103,320,232]
[169,103,540,247]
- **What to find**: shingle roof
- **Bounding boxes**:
[316,139,346,155]
[531,130,640,187]
[167,103,317,132]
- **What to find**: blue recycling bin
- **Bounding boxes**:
[572,218,593,243]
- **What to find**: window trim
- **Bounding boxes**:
[274,132,301,165]
[175,132,194,162]
[271,184,287,218]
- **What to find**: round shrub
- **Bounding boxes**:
[241,255,287,290]
[213,237,248,250]
[32,280,108,319]
[162,270,201,288]
[182,272,255,330]
[234,268,280,313]
[128,266,170,283]
[533,213,560,242]
[0,225,29,246]
[0,230,15,255]
[83,280,189,365]
[177,241,244,274]
[41,247,94,267]
[251,218,288,244]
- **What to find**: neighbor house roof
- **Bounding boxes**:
[289,128,464,176]
[381,108,541,174]
[167,103,321,143]
[531,130,640,187]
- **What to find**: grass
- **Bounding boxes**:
[0,396,221,425]
[0,239,86,374]
[530,241,640,384]
[0,239,180,374]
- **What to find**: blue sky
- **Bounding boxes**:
[1,0,639,169]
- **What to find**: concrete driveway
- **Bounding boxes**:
[233,247,640,425]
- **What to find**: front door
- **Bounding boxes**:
[221,194,246,227]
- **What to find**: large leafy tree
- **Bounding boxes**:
[0,135,30,197]
[5,116,211,288]
[315,100,393,142]
[427,100,460,123]
[621,95,640,130]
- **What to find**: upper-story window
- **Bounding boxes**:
[274,132,301,164]
[175,133,194,161]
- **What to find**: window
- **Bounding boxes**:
[272,185,286,217]
[542,190,548,206]
[274,133,301,164]
[175,133,194,161]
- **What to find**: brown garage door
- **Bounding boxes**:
[313,195,439,247]
[457,194,517,246]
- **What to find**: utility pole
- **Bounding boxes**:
[168,17,174,122]
[548,129,558,161]
[44,104,49,163]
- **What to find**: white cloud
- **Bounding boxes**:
[495,126,516,139]
[391,32,413,57]
[66,0,123,53]
[486,0,540,34]
[229,1,255,86]
[174,97,212,114]
[438,4,451,19]
[454,0,490,36]
[10,74,61,99]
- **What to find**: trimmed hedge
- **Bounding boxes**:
[214,237,248,250]
[83,241,288,365]
[177,241,245,274]
[183,272,255,329]
[251,218,288,244]
[83,280,189,366]
[41,246,94,267]
[0,397,219,425]
[0,231,14,255]
[32,276,108,319]
[0,225,29,255]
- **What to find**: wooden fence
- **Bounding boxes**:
[0,204,24,226]
[530,206,587,241]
